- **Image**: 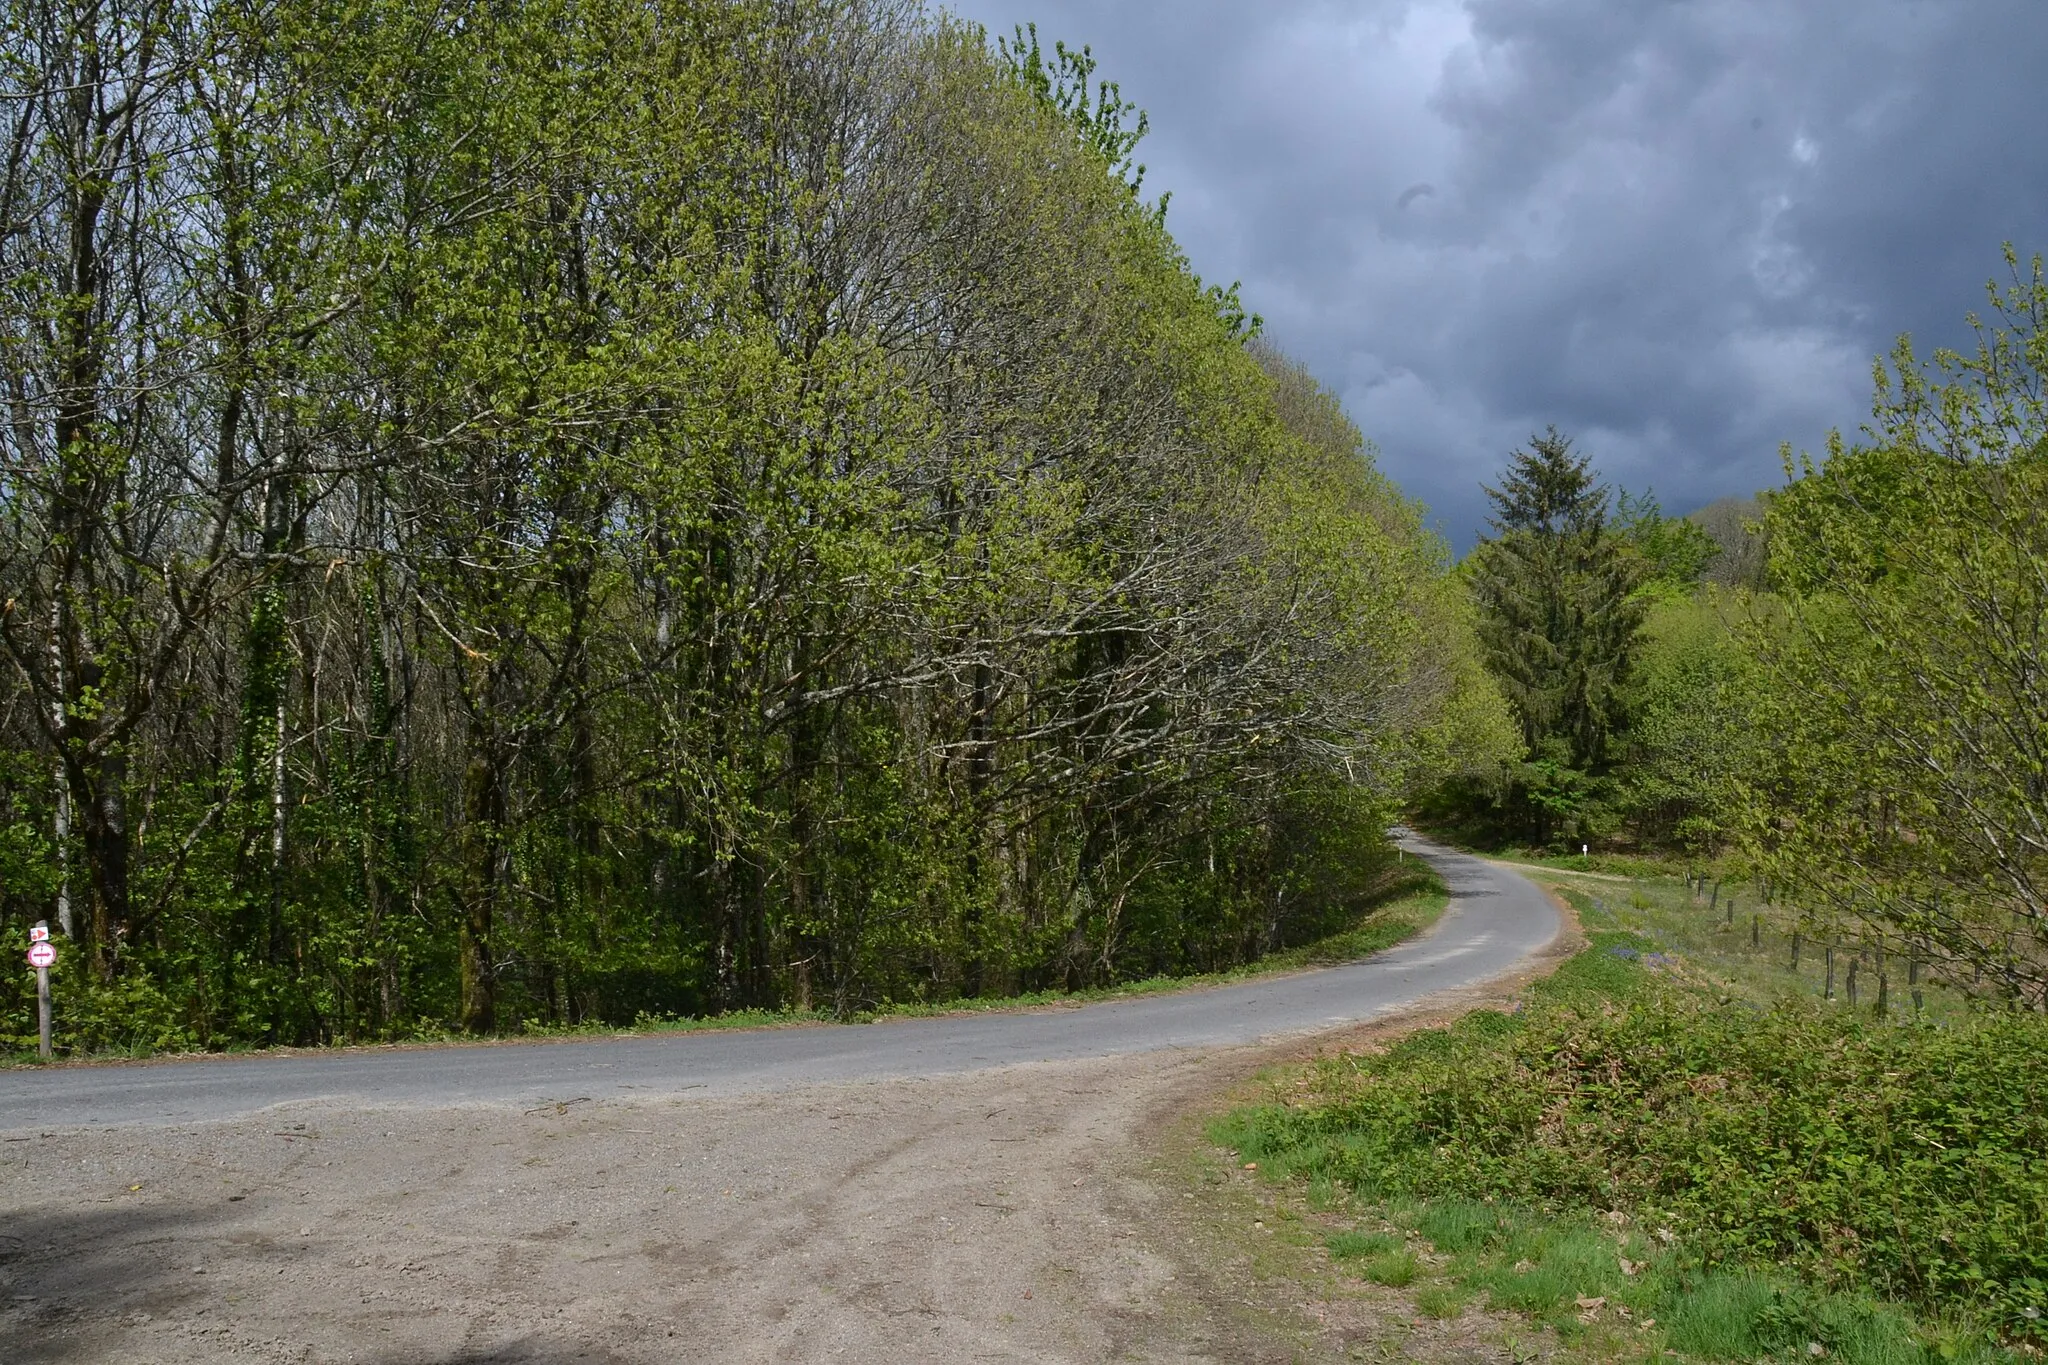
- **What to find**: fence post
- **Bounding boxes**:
[1710,880,1722,917]
[1825,943,1835,1000]
[1847,955,1859,1008]
[1876,967,1888,1017]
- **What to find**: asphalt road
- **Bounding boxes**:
[0,832,1558,1132]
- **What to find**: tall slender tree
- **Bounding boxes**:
[1468,427,1645,839]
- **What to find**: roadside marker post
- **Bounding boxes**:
[26,920,52,1059]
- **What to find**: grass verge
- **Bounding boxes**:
[1209,876,2048,1364]
[5,864,1448,1066]
[850,865,1448,1024]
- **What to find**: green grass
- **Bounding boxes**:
[1212,874,2048,1362]
[1554,863,1984,1026]
[1412,1282,1470,1320]
[1480,846,1689,880]
[1328,1229,1403,1261]
[1362,1249,1421,1287]
[1370,1197,1950,1363]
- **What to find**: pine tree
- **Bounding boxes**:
[1469,428,1645,838]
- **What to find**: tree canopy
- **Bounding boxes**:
[1737,250,2048,1004]
[0,0,1510,1049]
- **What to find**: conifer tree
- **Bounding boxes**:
[1468,428,1645,839]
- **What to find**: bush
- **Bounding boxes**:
[1215,936,2048,1341]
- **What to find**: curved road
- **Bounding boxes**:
[0,833,1557,1132]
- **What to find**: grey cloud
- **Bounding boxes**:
[938,0,2048,548]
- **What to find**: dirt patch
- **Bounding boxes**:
[0,1052,1337,1364]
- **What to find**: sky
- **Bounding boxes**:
[937,0,2048,549]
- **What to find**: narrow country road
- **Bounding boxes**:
[0,834,1562,1364]
[0,834,1555,1130]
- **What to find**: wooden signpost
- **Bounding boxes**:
[26,920,52,1059]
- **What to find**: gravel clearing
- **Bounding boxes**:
[2,1051,1342,1363]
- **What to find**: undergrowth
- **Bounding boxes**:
[5,870,1447,1064]
[1212,891,2048,1362]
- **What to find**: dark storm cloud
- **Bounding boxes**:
[938,0,2048,548]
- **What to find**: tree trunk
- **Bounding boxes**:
[458,720,507,1034]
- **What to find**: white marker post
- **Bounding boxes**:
[26,921,52,1059]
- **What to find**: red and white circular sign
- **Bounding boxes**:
[26,941,55,969]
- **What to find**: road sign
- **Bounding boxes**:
[28,921,53,1058]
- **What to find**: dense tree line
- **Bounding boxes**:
[1435,250,2047,1006]
[0,0,1510,1050]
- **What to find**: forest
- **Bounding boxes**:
[5,0,2040,1059]
[1429,247,2048,1010]
[0,0,1517,1051]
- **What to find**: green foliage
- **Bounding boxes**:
[1619,594,1768,852]
[997,22,1152,198]
[1460,427,1646,844]
[1616,488,1722,599]
[1740,246,2048,1001]
[1214,938,2048,1344]
[1435,250,2048,880]
[0,1,1498,1052]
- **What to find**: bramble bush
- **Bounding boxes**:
[1217,935,2048,1341]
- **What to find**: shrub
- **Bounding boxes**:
[1215,937,2048,1340]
